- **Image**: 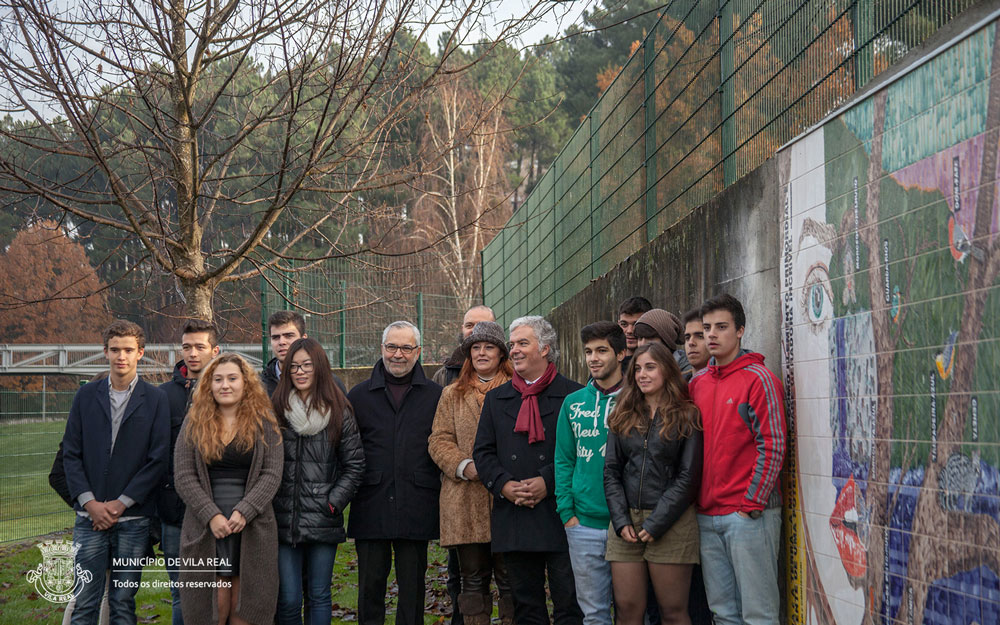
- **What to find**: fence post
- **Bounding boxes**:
[260,272,269,363]
[853,0,874,89]
[417,292,424,347]
[644,33,658,242]
[42,375,46,419]
[719,0,736,186]
[339,280,347,368]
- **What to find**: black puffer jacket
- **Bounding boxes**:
[273,408,366,545]
[603,412,703,540]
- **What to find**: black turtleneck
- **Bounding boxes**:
[385,368,414,411]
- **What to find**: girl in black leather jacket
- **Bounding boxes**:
[271,338,365,625]
[604,342,703,625]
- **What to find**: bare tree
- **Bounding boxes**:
[410,57,513,310]
[0,0,548,321]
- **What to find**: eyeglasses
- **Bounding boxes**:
[383,343,418,355]
[288,362,314,373]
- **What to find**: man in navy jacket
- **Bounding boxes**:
[62,320,170,625]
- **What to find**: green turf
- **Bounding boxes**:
[0,420,72,543]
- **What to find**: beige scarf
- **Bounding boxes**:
[286,392,330,436]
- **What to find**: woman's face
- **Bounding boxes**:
[634,353,665,398]
[470,342,502,377]
[211,362,245,408]
[289,348,315,394]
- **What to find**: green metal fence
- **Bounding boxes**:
[261,252,470,368]
[482,0,979,325]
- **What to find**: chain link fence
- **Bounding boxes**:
[260,252,471,368]
[482,0,979,325]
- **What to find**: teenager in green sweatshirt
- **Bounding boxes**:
[555,321,626,625]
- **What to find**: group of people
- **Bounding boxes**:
[55,292,786,625]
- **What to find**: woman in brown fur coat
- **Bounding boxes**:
[429,321,514,625]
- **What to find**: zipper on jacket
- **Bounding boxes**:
[637,415,652,511]
[291,435,303,545]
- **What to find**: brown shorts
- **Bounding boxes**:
[605,506,700,564]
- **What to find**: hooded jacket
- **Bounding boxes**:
[158,361,196,524]
[688,350,786,515]
[554,380,619,529]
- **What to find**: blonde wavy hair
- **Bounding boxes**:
[185,353,280,463]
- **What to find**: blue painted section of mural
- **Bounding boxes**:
[781,14,1000,625]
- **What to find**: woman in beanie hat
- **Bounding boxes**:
[428,321,515,625]
[633,309,693,380]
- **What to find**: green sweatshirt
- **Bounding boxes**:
[554,380,620,529]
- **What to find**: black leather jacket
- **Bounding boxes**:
[603,412,703,540]
[273,408,365,545]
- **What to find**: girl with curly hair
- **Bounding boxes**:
[175,353,283,625]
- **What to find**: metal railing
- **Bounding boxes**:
[482,0,979,325]
[0,344,263,376]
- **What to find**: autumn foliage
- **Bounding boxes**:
[0,221,110,344]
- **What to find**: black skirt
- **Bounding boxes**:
[210,476,246,576]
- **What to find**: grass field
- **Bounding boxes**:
[0,419,73,543]
[0,530,453,625]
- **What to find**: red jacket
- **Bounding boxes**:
[689,351,786,515]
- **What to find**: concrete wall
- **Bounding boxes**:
[549,158,783,383]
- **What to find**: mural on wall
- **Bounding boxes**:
[780,19,1000,625]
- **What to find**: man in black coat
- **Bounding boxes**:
[473,316,584,625]
[158,319,219,625]
[347,320,443,625]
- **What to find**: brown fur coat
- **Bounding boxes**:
[428,375,509,547]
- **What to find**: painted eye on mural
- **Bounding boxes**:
[802,262,834,328]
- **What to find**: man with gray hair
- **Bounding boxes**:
[348,321,443,625]
[473,316,584,625]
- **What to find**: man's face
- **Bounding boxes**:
[181,331,219,376]
[618,313,643,351]
[461,307,495,339]
[584,338,623,385]
[105,336,143,381]
[683,320,709,370]
[269,323,303,362]
[703,309,744,366]
[508,325,549,380]
[382,326,421,377]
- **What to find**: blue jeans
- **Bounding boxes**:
[277,542,339,625]
[71,515,150,625]
[697,509,780,625]
[565,524,613,625]
[160,522,183,625]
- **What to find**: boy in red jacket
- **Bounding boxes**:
[688,294,785,625]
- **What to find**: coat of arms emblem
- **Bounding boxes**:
[25,539,92,603]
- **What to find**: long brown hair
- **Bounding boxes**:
[453,347,513,397]
[271,338,349,445]
[185,353,280,463]
[608,343,700,440]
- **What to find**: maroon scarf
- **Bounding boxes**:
[511,362,557,443]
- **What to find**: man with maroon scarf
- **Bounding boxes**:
[473,316,584,625]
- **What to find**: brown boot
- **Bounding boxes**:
[497,593,515,625]
[458,592,492,625]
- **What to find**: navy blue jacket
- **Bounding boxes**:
[61,376,171,517]
[473,373,582,552]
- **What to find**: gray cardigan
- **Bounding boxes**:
[174,420,283,625]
